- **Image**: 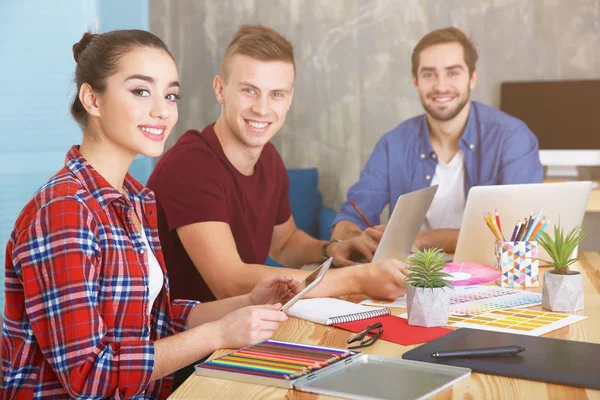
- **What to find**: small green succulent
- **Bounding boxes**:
[404,248,453,289]
[537,223,587,274]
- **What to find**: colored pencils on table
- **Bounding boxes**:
[198,340,353,380]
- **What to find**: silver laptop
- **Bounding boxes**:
[372,185,438,262]
[454,181,592,266]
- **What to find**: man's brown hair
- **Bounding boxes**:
[221,24,295,82]
[411,27,478,78]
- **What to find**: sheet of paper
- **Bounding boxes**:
[397,307,586,336]
[360,296,407,308]
[446,308,587,336]
[334,314,451,346]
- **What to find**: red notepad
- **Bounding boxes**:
[333,314,452,346]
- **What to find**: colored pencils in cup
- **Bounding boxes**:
[534,219,550,240]
[510,220,522,241]
[527,216,546,241]
[484,213,504,241]
[524,210,543,241]
[495,209,503,238]
[515,218,528,241]
[506,211,549,242]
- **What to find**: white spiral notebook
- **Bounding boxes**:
[287,298,391,325]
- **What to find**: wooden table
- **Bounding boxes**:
[587,188,600,212]
[170,253,600,399]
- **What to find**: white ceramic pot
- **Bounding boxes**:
[406,285,450,327]
[542,270,584,312]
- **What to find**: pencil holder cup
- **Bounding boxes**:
[494,241,539,288]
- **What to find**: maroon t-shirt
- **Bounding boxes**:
[147,124,292,302]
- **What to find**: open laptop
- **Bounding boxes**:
[372,185,438,262]
[454,181,592,266]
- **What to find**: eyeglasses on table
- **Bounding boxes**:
[346,321,383,349]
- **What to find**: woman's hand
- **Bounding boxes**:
[248,275,300,305]
[214,304,288,349]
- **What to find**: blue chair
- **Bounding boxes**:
[266,168,337,267]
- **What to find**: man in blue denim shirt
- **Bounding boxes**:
[332,27,543,254]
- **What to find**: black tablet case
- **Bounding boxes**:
[402,328,600,389]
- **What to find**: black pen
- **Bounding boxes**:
[431,345,526,358]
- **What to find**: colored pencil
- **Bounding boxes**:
[200,362,297,379]
[349,200,374,228]
[495,209,503,237]
[255,343,337,359]
[239,348,327,364]
[484,215,502,241]
[510,220,521,241]
[524,210,543,241]
[534,219,550,240]
[248,347,333,363]
[492,214,505,241]
[221,357,310,373]
[526,212,535,233]
[488,214,504,240]
[515,218,528,241]
[264,340,349,355]
[221,355,309,371]
[257,341,343,356]
[528,217,546,241]
[209,359,300,374]
[236,350,325,366]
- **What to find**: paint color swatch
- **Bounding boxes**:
[197,340,355,381]
[363,286,542,316]
[448,287,542,315]
[447,308,587,336]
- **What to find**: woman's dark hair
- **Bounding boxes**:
[71,29,173,129]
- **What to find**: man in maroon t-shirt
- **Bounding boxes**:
[147,24,407,303]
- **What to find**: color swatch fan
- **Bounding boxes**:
[443,262,501,286]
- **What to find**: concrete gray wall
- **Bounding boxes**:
[150,0,600,210]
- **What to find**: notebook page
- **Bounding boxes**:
[287,298,389,325]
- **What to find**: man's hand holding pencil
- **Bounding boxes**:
[347,200,386,261]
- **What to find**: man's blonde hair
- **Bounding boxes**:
[221,24,295,81]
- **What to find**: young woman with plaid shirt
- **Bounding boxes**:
[1,30,295,399]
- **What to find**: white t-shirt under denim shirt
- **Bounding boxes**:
[423,150,466,231]
[140,226,164,313]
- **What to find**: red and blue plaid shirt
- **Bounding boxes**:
[2,146,198,399]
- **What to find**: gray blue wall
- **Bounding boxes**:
[150,0,600,209]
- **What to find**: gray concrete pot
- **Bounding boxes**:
[542,270,584,312]
[406,285,450,327]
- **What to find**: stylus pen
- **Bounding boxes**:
[431,345,526,358]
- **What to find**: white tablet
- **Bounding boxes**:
[279,257,333,312]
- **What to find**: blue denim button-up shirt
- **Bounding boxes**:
[333,102,543,230]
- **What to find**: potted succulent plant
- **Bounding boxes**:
[537,223,587,312]
[405,248,454,327]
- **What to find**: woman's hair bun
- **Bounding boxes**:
[72,32,97,64]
